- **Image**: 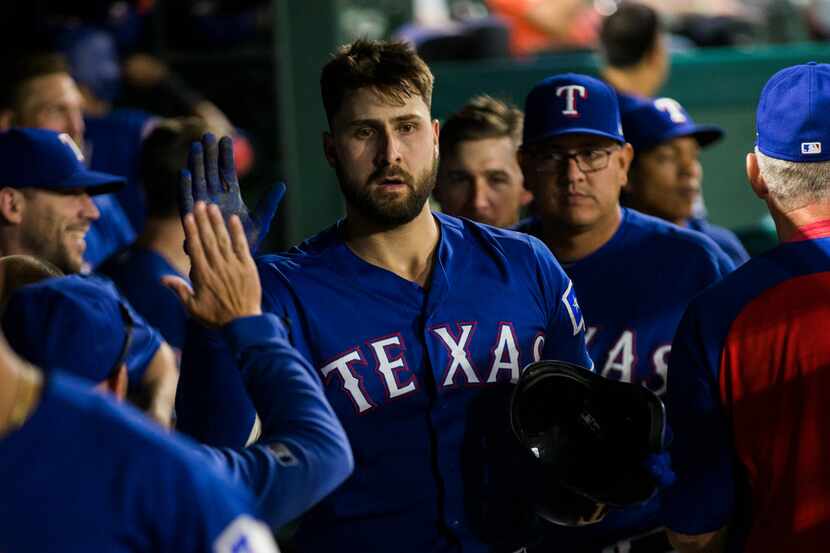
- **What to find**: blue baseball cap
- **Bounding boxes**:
[523,73,625,147]
[0,128,124,194]
[2,275,132,385]
[621,96,723,153]
[757,62,830,162]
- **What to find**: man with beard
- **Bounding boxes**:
[174,39,592,553]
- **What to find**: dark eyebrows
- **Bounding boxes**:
[346,113,424,128]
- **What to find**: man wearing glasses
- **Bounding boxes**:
[514,74,733,553]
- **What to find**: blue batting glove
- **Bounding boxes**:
[178,133,286,253]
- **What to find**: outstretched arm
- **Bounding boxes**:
[165,201,352,528]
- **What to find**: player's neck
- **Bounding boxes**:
[770,200,830,241]
[602,66,659,98]
[0,344,43,439]
[540,207,622,263]
[138,217,191,276]
[343,204,440,287]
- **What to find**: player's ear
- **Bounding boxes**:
[746,152,769,199]
[322,131,337,169]
[617,143,634,186]
[0,187,26,225]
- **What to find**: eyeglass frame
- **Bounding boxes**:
[522,145,622,174]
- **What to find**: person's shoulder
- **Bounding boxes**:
[257,222,342,272]
[623,209,726,257]
[439,212,545,257]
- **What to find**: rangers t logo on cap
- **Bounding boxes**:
[654,98,687,124]
[557,85,587,117]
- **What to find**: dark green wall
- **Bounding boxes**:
[276,10,830,244]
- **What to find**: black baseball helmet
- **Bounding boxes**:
[510,360,667,526]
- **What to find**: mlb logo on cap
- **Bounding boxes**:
[523,73,625,146]
[757,62,830,162]
[802,142,822,155]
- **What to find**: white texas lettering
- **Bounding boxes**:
[585,325,598,346]
[601,330,636,383]
[487,323,521,383]
[532,333,545,363]
[432,324,480,386]
[368,335,417,399]
[320,349,375,413]
[648,344,671,395]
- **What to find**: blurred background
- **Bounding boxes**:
[4,0,830,252]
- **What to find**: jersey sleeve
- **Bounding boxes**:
[662,300,736,534]
[528,236,593,369]
[200,314,353,528]
[175,320,257,447]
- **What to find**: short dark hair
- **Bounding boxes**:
[0,254,63,311]
[139,117,210,219]
[439,95,523,159]
[320,39,434,126]
[0,52,70,112]
[599,2,661,68]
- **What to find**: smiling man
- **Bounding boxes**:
[514,74,733,553]
[0,128,121,273]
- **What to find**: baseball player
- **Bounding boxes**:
[434,95,531,228]
[0,317,280,552]
[513,74,733,552]
[0,128,177,425]
[621,95,751,266]
[2,202,353,529]
[174,39,592,553]
[0,52,135,269]
[664,62,830,552]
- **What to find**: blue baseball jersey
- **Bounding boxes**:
[664,225,830,552]
[101,246,189,354]
[687,216,750,267]
[515,208,733,550]
[84,193,136,270]
[199,314,353,528]
[86,108,158,233]
[0,371,279,553]
[176,212,591,552]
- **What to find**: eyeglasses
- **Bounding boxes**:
[528,146,619,174]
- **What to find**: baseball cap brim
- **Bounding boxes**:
[525,127,626,147]
[58,168,125,196]
[635,123,724,152]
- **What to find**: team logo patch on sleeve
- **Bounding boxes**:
[561,281,586,336]
[214,515,280,553]
[267,443,299,467]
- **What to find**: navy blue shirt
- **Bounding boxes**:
[101,247,188,354]
[687,216,750,267]
[515,208,733,550]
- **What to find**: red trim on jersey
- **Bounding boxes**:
[787,219,830,241]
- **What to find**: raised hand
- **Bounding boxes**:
[179,133,286,253]
[163,202,262,327]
